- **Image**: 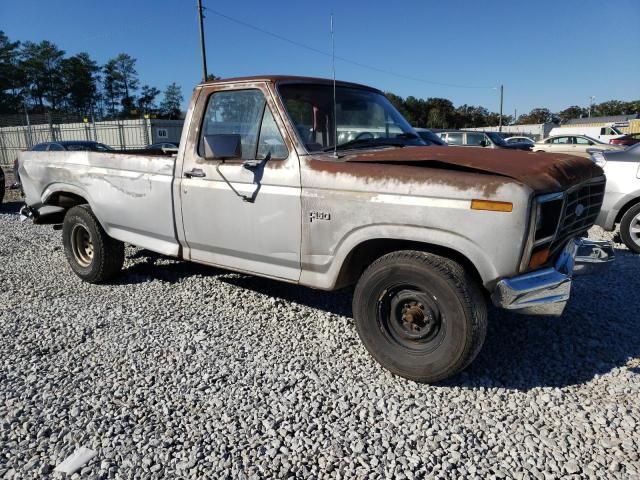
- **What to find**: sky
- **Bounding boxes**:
[2,0,639,115]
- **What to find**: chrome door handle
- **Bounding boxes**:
[185,168,206,178]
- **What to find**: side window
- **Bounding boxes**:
[257,107,288,160]
[466,133,485,146]
[200,89,266,160]
[600,127,606,135]
[447,132,463,145]
[575,136,590,145]
[552,137,570,144]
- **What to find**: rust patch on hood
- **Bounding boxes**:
[307,146,603,194]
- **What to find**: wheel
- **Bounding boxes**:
[620,203,640,254]
[353,251,487,383]
[62,205,124,283]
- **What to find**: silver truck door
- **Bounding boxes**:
[179,83,302,281]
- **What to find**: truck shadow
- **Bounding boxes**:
[120,248,639,390]
[0,200,23,214]
[444,247,639,390]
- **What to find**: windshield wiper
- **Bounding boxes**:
[322,138,407,152]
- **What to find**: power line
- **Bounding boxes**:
[206,9,497,90]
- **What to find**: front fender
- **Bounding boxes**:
[299,223,502,290]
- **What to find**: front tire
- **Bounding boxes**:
[62,205,124,283]
[620,203,640,254]
[353,251,487,383]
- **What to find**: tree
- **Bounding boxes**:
[423,98,455,128]
[61,52,100,115]
[517,108,552,124]
[557,105,587,123]
[205,73,221,82]
[593,100,628,117]
[137,85,160,114]
[102,60,123,117]
[0,31,24,113]
[102,53,139,116]
[20,40,66,111]
[160,82,183,119]
[384,92,410,121]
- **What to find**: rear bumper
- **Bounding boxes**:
[491,238,614,316]
[20,204,66,224]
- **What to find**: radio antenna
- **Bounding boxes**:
[330,13,338,158]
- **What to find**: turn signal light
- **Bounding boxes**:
[529,248,550,269]
[471,199,513,212]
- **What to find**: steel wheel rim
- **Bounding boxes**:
[630,212,640,247]
[376,283,445,353]
[70,224,94,267]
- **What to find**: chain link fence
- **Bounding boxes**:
[0,113,184,166]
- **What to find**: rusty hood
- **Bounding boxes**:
[333,146,603,193]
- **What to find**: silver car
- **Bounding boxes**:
[534,134,622,158]
[594,143,640,252]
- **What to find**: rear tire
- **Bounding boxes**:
[62,205,124,283]
[353,250,487,383]
[619,203,640,254]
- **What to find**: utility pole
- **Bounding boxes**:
[514,108,517,124]
[498,84,504,132]
[197,0,208,81]
[588,96,595,118]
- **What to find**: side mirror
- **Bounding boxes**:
[479,140,489,147]
[203,134,242,160]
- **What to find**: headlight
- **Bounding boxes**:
[520,194,564,272]
[590,151,607,168]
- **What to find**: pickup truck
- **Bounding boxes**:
[18,75,614,383]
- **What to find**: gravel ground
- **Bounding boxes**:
[1,176,639,479]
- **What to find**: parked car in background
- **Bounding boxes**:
[438,130,532,150]
[414,128,447,146]
[11,141,115,191]
[548,126,625,144]
[609,133,640,147]
[533,135,622,158]
[146,142,179,152]
[593,142,640,253]
[31,141,114,152]
[505,136,535,146]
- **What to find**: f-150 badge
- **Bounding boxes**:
[309,211,331,222]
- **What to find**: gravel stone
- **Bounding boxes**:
[1,177,639,479]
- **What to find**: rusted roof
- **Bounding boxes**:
[199,75,380,92]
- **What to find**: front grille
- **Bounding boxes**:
[548,178,605,257]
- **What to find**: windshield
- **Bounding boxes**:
[279,83,425,152]
[485,132,507,146]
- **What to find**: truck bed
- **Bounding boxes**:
[19,150,180,256]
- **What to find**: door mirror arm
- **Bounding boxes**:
[215,160,254,203]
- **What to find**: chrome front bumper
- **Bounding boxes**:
[491,238,615,316]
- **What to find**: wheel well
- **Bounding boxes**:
[334,238,484,290]
[44,191,88,210]
[615,196,640,224]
